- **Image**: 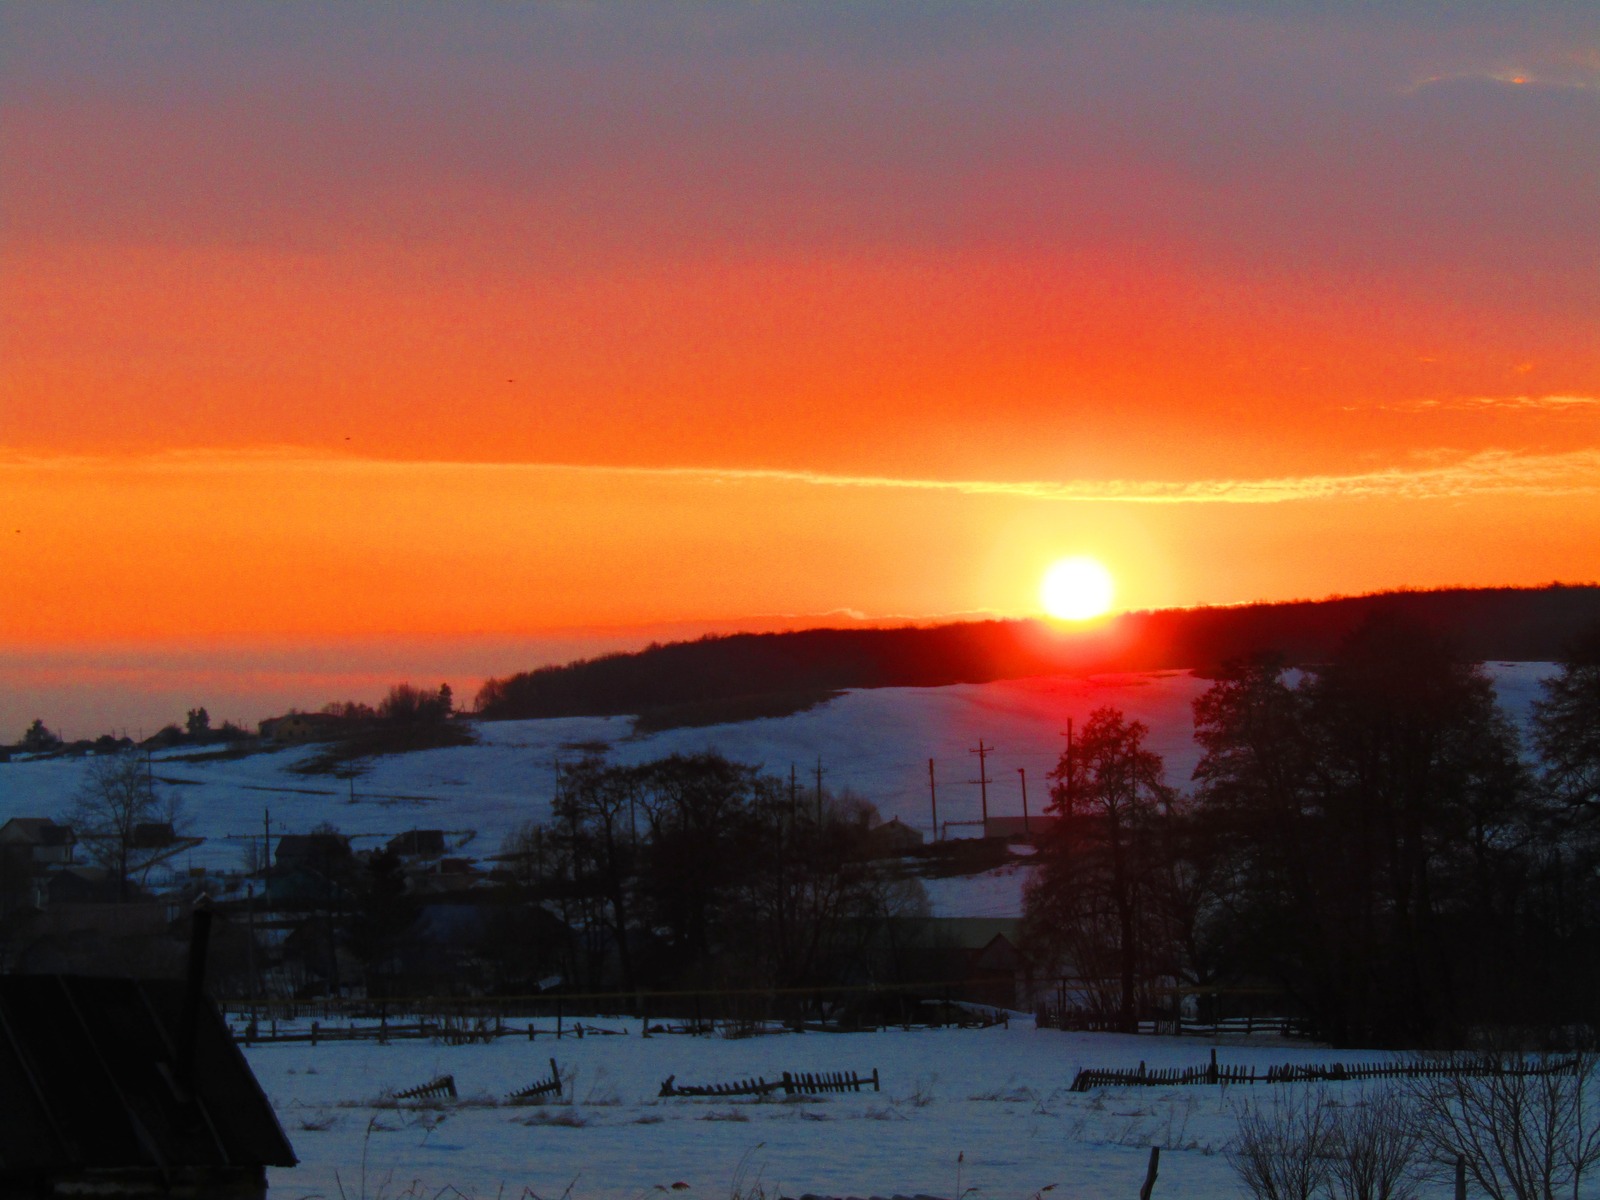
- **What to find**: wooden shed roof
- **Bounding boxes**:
[0,975,296,1175]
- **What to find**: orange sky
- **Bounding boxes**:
[2,3,1598,732]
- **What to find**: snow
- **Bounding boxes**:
[0,663,1580,1197]
[246,1019,1358,1200]
[918,864,1032,919]
[0,665,1557,890]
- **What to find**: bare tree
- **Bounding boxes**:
[1326,1085,1425,1200]
[1226,1086,1337,1200]
[70,750,185,900]
[1407,1052,1600,1200]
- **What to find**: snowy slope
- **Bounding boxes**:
[0,665,1558,909]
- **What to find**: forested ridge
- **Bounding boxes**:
[476,585,1600,721]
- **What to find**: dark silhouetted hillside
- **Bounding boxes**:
[474,585,1600,723]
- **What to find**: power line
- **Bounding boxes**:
[969,740,994,825]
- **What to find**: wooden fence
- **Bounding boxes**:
[232,1003,1005,1047]
[508,1059,564,1102]
[1071,1051,1585,1092]
[1038,1009,1306,1039]
[220,979,1016,1033]
[235,1013,628,1046]
[393,1075,457,1102]
[659,1068,880,1098]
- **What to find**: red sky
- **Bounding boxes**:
[2,3,1597,733]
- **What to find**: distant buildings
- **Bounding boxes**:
[0,817,77,866]
[256,712,351,743]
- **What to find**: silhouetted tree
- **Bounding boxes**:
[1533,620,1600,814]
[70,750,185,901]
[503,752,913,999]
[1191,616,1537,1044]
[185,707,210,737]
[20,718,60,752]
[633,753,765,985]
[378,683,451,725]
[348,848,417,991]
[1025,706,1175,1030]
[549,755,640,990]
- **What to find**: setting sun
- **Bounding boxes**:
[1040,556,1116,621]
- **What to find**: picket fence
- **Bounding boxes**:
[1071,1051,1584,1092]
[659,1067,880,1098]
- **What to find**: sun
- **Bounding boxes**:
[1040,556,1115,621]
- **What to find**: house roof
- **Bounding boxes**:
[275,833,351,863]
[130,822,177,849]
[0,975,297,1174]
[0,817,76,846]
[892,917,1023,950]
[387,829,446,857]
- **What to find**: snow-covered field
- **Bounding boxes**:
[3,663,1583,1197]
[1,665,1556,904]
[247,1019,1380,1200]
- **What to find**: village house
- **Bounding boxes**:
[386,828,447,860]
[256,712,350,743]
[0,818,77,866]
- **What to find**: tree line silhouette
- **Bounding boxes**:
[474,585,1600,723]
[1023,612,1600,1047]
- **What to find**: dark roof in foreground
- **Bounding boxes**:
[0,975,296,1174]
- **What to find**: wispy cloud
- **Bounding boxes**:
[1381,394,1600,414]
[6,445,1599,505]
[648,449,1600,504]
[1405,56,1600,94]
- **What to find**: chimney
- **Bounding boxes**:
[178,894,213,1086]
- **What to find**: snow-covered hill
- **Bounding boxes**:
[1,664,1557,917]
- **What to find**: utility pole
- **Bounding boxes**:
[246,882,258,1011]
[1018,767,1030,837]
[1059,719,1075,819]
[970,740,994,829]
[928,758,939,841]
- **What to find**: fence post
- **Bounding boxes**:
[1139,1146,1159,1200]
[1208,1048,1218,1084]
[1455,1157,1466,1200]
[311,1021,319,1047]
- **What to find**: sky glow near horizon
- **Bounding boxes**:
[2,2,1598,733]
